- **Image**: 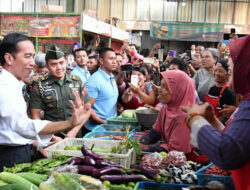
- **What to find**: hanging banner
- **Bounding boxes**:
[82,14,112,37]
[150,22,224,42]
[0,15,80,37]
[130,34,141,47]
[82,14,98,34]
[0,16,29,35]
[112,26,129,41]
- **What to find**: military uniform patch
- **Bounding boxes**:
[47,104,53,108]
[72,88,79,92]
[44,86,52,89]
[40,76,49,81]
[70,75,79,80]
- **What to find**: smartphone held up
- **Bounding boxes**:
[131,75,138,87]
[143,57,155,65]
[121,64,133,72]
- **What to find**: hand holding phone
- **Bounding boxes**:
[169,50,177,58]
[143,57,155,65]
[186,50,192,60]
[151,81,160,95]
[131,75,138,87]
[153,72,160,86]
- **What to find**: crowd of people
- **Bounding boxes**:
[0,32,249,190]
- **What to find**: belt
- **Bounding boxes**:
[0,144,32,148]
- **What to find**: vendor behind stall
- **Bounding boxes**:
[139,70,195,153]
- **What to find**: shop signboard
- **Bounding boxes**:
[97,20,112,37]
[82,14,112,37]
[0,16,29,35]
[111,26,129,41]
[82,14,98,34]
[150,22,224,42]
[0,15,80,37]
[130,33,141,47]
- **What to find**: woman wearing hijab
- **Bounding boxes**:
[139,70,195,154]
[205,60,236,123]
[182,35,250,190]
[72,42,81,55]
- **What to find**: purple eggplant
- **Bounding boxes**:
[68,156,96,166]
[95,160,121,168]
[93,167,123,177]
[82,156,96,166]
[78,165,97,175]
[100,174,149,184]
[68,157,85,165]
[130,164,160,179]
[81,144,103,160]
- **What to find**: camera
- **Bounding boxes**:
[159,63,166,72]
[121,64,133,72]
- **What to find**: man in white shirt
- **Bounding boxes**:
[0,33,89,171]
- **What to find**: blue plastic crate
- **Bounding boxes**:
[83,131,133,140]
[135,182,195,190]
[92,124,139,133]
[195,163,235,190]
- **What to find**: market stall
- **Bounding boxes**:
[0,12,82,54]
[0,108,235,190]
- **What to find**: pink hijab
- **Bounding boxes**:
[229,35,250,100]
[153,70,196,154]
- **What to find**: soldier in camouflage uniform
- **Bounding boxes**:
[31,53,49,83]
[30,45,91,138]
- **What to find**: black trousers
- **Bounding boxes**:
[0,144,32,172]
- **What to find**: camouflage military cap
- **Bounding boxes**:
[45,45,64,63]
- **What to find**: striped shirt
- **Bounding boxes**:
[191,100,250,170]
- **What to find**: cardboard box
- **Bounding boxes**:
[41,5,64,13]
[83,9,100,19]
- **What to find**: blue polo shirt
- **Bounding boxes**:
[85,68,118,130]
[71,65,90,83]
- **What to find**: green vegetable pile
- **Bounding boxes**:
[3,156,69,175]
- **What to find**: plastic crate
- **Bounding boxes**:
[107,116,139,127]
[92,124,139,133]
[44,138,136,168]
[83,131,133,140]
[195,163,235,190]
[134,182,195,190]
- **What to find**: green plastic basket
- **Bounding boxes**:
[107,117,139,127]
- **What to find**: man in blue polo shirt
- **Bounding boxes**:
[85,48,118,131]
[71,48,90,83]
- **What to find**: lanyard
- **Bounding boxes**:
[77,66,89,81]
